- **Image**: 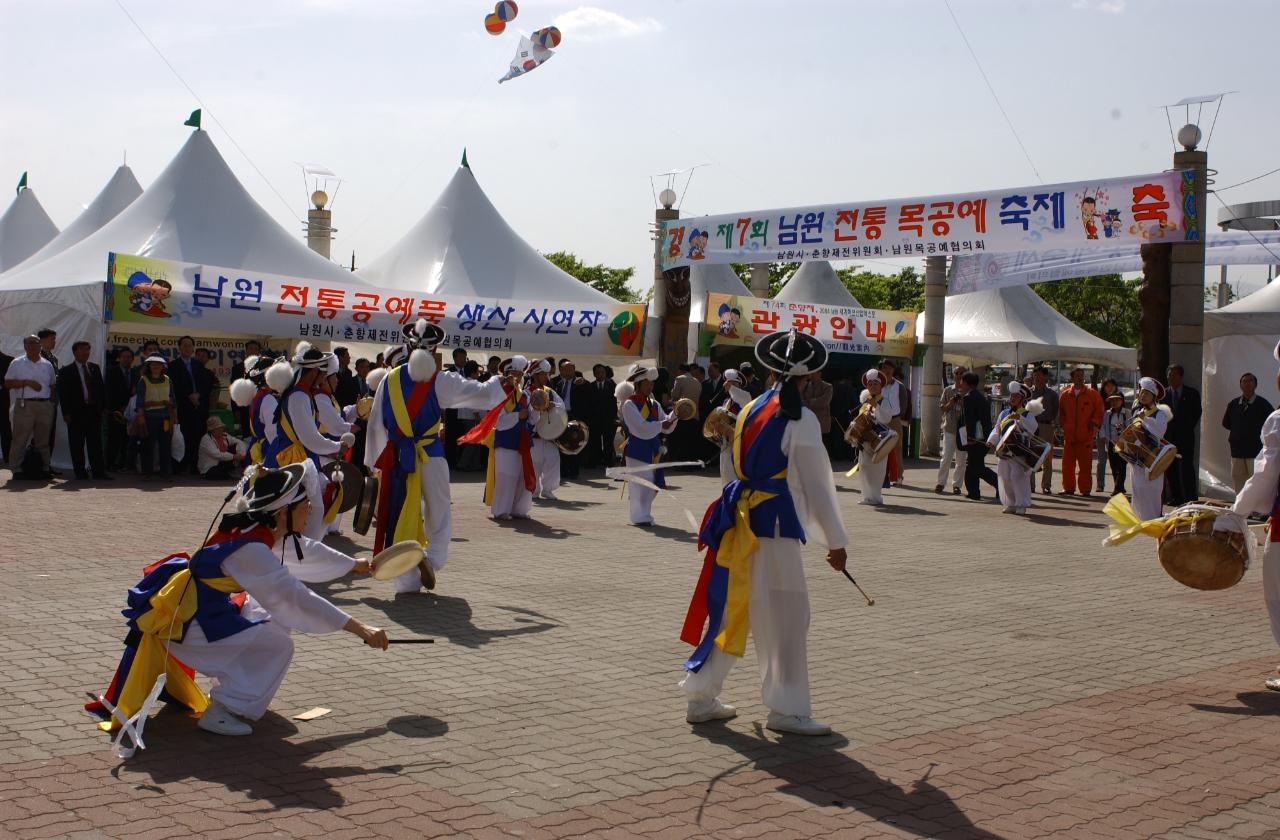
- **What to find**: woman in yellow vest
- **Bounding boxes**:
[134,354,178,481]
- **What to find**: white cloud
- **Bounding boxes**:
[553,6,662,42]
[1072,0,1126,13]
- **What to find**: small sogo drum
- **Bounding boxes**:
[672,398,697,422]
[702,406,737,447]
[1118,421,1177,478]
[355,396,374,420]
[352,473,379,535]
[556,420,589,455]
[535,402,569,441]
[369,540,425,581]
[995,425,1052,472]
[843,411,898,464]
[1156,504,1253,591]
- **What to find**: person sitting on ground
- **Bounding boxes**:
[198,416,246,480]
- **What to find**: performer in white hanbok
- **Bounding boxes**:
[985,382,1043,515]
[854,369,894,506]
[1128,377,1172,521]
[715,370,753,488]
[620,364,678,526]
[464,356,536,521]
[680,329,848,736]
[1229,340,1280,691]
[88,464,388,739]
[526,359,565,500]
[228,353,280,466]
[364,320,510,592]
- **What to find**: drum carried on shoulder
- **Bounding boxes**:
[994,425,1052,472]
[843,412,897,463]
[534,401,569,441]
[1117,421,1177,478]
[702,406,737,447]
[1155,504,1254,591]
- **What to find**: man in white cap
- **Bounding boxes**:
[1129,377,1171,521]
[365,320,511,592]
[89,462,388,739]
[1229,340,1280,690]
[620,363,678,526]
[853,369,895,506]
[527,359,566,500]
[985,382,1043,515]
[680,329,848,736]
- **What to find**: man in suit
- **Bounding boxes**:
[169,335,206,474]
[959,371,998,500]
[550,359,583,479]
[0,348,12,463]
[57,340,110,480]
[104,347,137,471]
[1223,372,1274,493]
[1164,363,1202,505]
[668,363,703,462]
[586,363,616,468]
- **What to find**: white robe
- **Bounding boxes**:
[855,391,893,505]
[987,409,1038,511]
[315,393,352,437]
[490,390,534,520]
[529,389,564,497]
[681,405,848,717]
[279,389,343,541]
[1232,410,1280,648]
[621,398,673,525]
[364,370,508,592]
[1130,405,1170,521]
[169,540,351,720]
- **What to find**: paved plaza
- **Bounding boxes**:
[2,460,1279,840]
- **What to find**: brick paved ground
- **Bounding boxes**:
[2,458,1279,839]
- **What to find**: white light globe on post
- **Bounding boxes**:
[1177,123,1202,151]
[311,190,328,209]
[658,188,677,209]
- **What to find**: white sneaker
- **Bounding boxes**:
[687,699,738,723]
[198,700,252,736]
[541,490,558,501]
[766,712,831,736]
[494,514,512,521]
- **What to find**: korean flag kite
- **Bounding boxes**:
[498,34,555,83]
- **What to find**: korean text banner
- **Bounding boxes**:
[661,170,1196,270]
[949,230,1280,295]
[104,253,647,357]
[704,292,916,357]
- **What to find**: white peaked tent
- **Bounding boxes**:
[917,285,1137,369]
[775,260,863,308]
[0,130,363,357]
[359,163,613,304]
[6,166,142,273]
[681,262,752,361]
[0,188,59,272]
[1202,283,1280,495]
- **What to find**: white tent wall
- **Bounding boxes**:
[0,188,59,272]
[7,166,143,273]
[1201,333,1278,498]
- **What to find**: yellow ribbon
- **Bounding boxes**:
[387,367,437,547]
[274,408,308,467]
[1102,493,1213,546]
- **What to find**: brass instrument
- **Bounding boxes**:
[702,406,738,447]
[355,396,374,420]
[673,397,697,421]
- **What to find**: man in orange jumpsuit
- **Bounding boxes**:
[1057,368,1103,496]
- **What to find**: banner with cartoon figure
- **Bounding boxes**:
[703,292,916,357]
[105,253,648,357]
[662,170,1195,270]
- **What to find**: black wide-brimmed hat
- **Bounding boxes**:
[754,328,828,377]
[402,318,446,350]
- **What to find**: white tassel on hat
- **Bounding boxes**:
[265,360,295,393]
[365,367,388,394]
[229,378,258,407]
[1026,397,1045,418]
[407,347,437,383]
[614,380,635,402]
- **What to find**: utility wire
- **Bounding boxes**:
[1210,190,1280,265]
[113,0,301,223]
[1216,165,1280,193]
[942,0,1043,184]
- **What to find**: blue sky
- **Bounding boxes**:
[2,0,1277,298]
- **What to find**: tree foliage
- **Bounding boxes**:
[543,251,641,302]
[1032,274,1141,349]
[836,266,924,311]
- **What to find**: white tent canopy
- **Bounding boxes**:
[6,165,142,273]
[0,188,59,273]
[0,130,363,357]
[774,260,862,307]
[1201,282,1280,496]
[917,285,1137,369]
[359,163,612,304]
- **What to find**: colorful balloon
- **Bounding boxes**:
[533,26,561,49]
[494,1,518,22]
[484,12,505,34]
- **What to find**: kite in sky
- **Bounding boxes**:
[498,35,554,83]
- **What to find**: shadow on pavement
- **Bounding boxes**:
[1191,691,1280,716]
[871,504,947,517]
[116,711,447,810]
[1025,513,1104,528]
[494,517,579,539]
[692,723,1003,838]
[362,592,560,649]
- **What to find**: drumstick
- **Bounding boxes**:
[387,638,435,644]
[841,569,875,606]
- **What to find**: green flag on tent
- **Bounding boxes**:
[184,109,202,129]
[461,148,470,170]
[15,172,27,195]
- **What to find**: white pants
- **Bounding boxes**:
[491,448,533,519]
[1264,542,1280,649]
[391,457,455,593]
[996,457,1032,511]
[302,462,328,542]
[936,431,966,489]
[1130,463,1164,521]
[171,598,294,720]
[680,535,812,717]
[532,438,561,497]
[626,456,658,524]
[858,449,887,504]
[719,447,734,488]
